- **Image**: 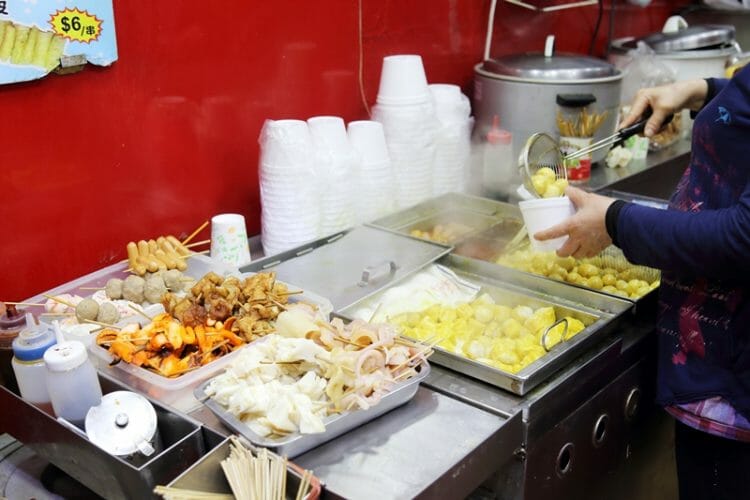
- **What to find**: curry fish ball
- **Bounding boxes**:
[602,273,617,286]
[587,276,604,289]
[105,278,123,300]
[75,298,99,323]
[96,302,120,324]
[543,184,563,198]
[122,275,146,303]
[577,263,600,278]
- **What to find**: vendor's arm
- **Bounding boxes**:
[612,183,750,281]
[620,79,711,137]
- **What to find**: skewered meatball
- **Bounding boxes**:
[75,298,99,323]
[122,275,146,303]
[105,278,123,300]
[144,276,168,304]
[162,269,184,292]
[96,302,120,324]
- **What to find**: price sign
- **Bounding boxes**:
[49,8,102,43]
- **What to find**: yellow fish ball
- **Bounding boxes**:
[543,184,563,198]
[587,276,604,289]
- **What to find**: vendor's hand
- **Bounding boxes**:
[620,79,708,137]
[533,186,616,259]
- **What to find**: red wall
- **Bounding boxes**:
[2,0,689,300]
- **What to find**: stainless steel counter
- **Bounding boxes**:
[0,141,690,499]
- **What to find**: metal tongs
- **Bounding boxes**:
[565,112,674,161]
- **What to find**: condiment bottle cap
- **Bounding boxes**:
[12,314,56,361]
[487,115,512,145]
[44,340,87,372]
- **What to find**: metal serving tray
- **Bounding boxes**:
[368,192,523,249]
[0,371,225,500]
[339,255,632,395]
[195,360,430,458]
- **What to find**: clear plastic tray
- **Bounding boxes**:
[88,282,333,412]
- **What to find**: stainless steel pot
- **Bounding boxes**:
[474,36,623,165]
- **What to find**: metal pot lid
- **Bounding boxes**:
[85,391,158,457]
[634,25,735,53]
[482,53,619,81]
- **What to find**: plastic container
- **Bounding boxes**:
[45,337,103,428]
[519,196,576,252]
[376,54,430,105]
[11,313,57,412]
[0,304,27,392]
[482,115,514,196]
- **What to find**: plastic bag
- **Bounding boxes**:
[620,42,681,150]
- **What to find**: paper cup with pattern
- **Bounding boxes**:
[210,214,251,267]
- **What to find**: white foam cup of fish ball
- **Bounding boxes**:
[519,196,576,252]
[376,55,431,105]
[210,214,252,267]
[258,119,313,168]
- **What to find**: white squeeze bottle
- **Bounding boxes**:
[44,321,102,428]
[11,313,57,414]
[482,115,513,198]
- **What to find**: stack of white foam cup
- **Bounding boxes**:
[429,84,473,195]
[372,54,438,209]
[258,119,320,256]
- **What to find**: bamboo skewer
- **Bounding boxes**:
[3,302,45,307]
[182,221,209,246]
[79,287,105,291]
[83,319,121,330]
[43,294,77,309]
[128,304,154,322]
[185,239,211,249]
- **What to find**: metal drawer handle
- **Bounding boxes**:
[359,260,398,287]
[540,318,569,352]
[624,387,641,421]
[592,413,609,448]
[556,442,575,478]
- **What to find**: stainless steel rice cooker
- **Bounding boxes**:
[474,37,622,165]
[85,390,162,465]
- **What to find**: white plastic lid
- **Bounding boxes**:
[43,340,88,372]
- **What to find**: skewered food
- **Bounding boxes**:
[105,278,123,300]
[144,276,168,304]
[122,275,146,303]
[96,302,120,325]
[96,312,246,378]
[161,272,290,341]
[75,298,99,323]
[126,236,191,276]
[205,305,430,437]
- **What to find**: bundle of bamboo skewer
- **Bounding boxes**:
[556,108,608,138]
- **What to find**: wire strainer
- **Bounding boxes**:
[518,132,567,198]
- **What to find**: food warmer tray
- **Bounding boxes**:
[368,191,523,249]
[372,192,659,313]
[340,254,633,396]
[194,360,430,458]
[241,226,451,311]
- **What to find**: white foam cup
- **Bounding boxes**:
[307,116,350,155]
[519,196,576,252]
[376,55,430,105]
[348,120,391,165]
[210,214,252,266]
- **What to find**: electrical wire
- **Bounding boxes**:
[588,0,604,55]
[357,0,371,117]
[605,0,616,58]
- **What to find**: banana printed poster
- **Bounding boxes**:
[0,0,116,85]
